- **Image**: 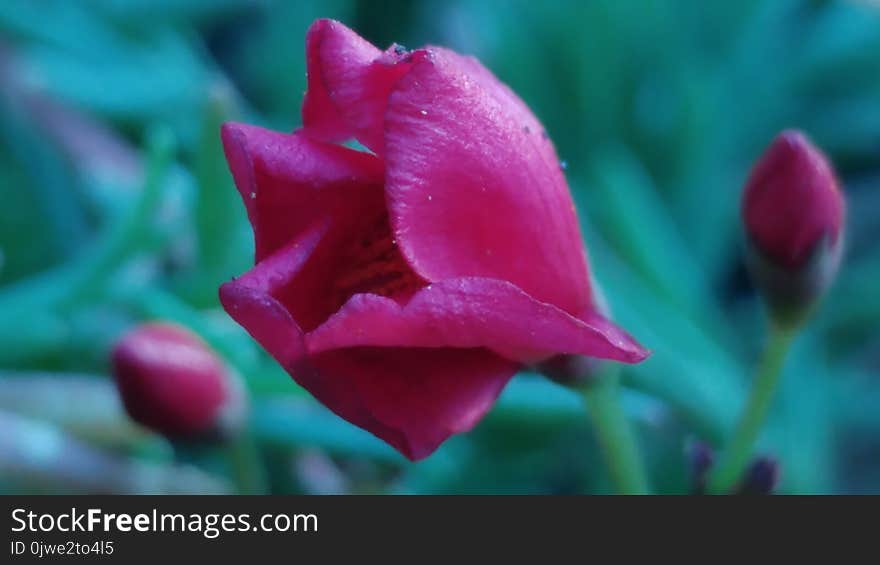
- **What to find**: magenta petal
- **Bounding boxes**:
[301,20,354,143]
[221,122,384,261]
[308,277,648,364]
[220,226,516,461]
[219,224,328,376]
[310,347,518,460]
[384,49,592,316]
[302,19,415,154]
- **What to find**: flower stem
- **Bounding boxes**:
[227,432,269,495]
[707,326,795,493]
[580,369,650,494]
[0,125,174,320]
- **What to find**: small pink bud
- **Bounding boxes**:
[741,130,846,326]
[112,323,240,440]
[743,130,844,269]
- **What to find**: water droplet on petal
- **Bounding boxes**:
[420,110,428,116]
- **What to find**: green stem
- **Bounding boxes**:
[60,126,175,309]
[227,432,268,495]
[0,126,174,320]
[707,326,795,493]
[580,370,650,494]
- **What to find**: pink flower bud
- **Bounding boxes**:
[741,130,846,325]
[112,323,238,439]
[742,130,844,269]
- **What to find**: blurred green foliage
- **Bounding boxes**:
[0,0,878,494]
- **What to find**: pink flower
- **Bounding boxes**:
[220,19,648,460]
[742,130,845,270]
[112,323,236,439]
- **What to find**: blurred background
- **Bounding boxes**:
[0,0,878,494]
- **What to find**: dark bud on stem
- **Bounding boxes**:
[734,456,780,495]
[688,442,779,495]
[687,440,715,495]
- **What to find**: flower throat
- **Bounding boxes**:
[332,212,425,307]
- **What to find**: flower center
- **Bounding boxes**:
[331,213,425,307]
